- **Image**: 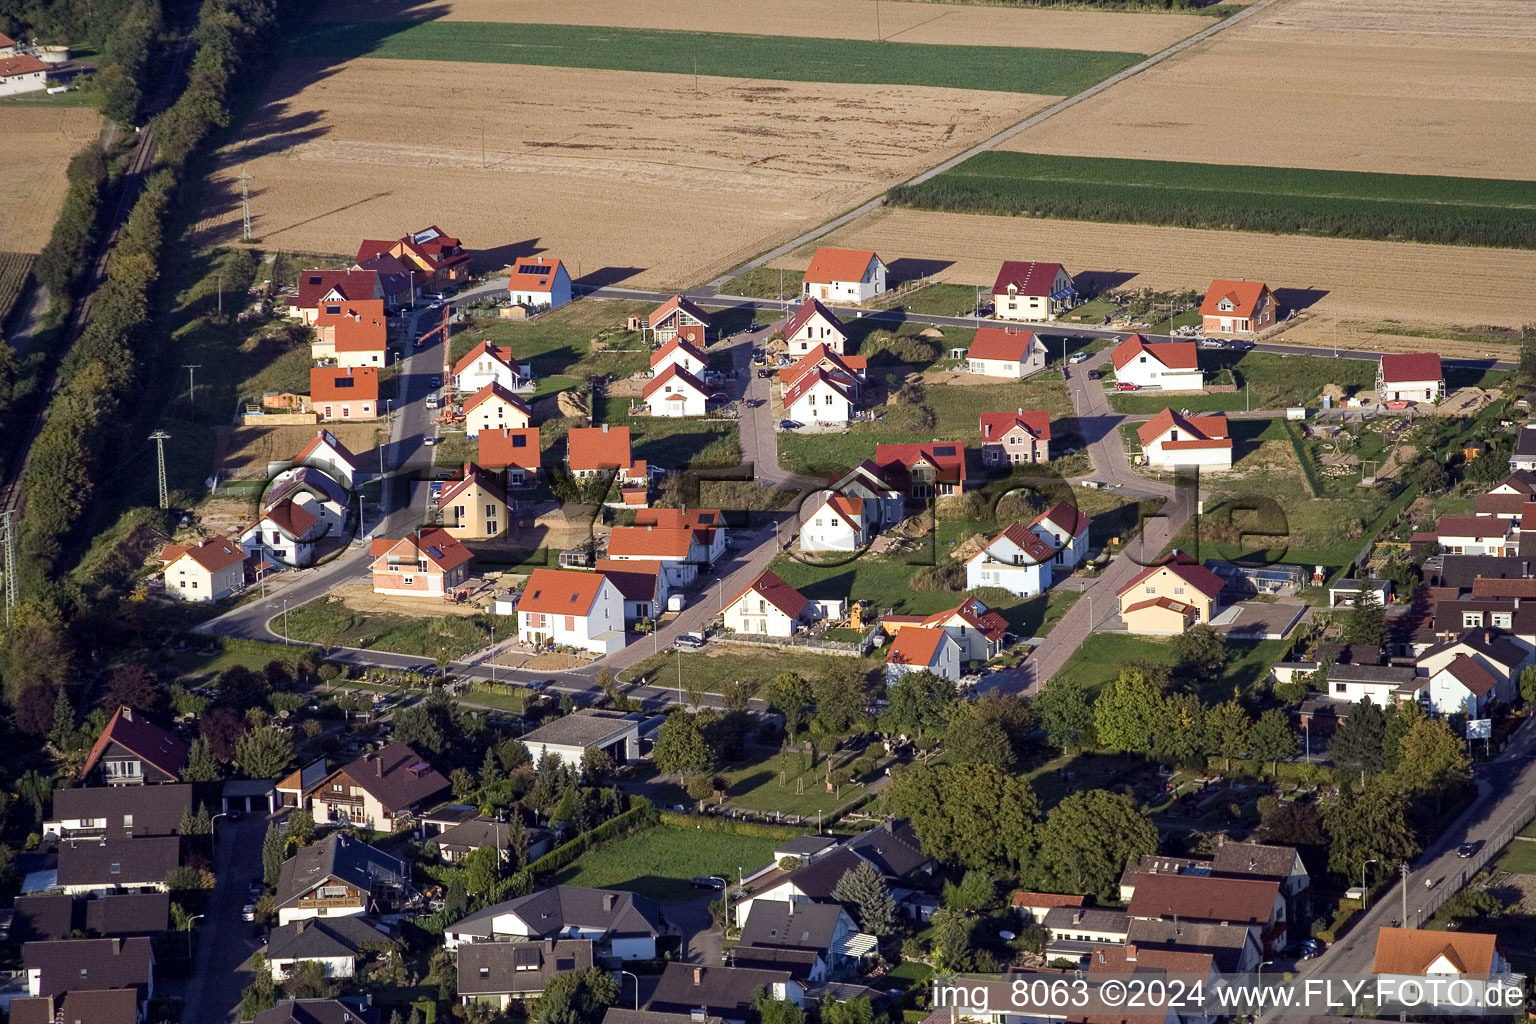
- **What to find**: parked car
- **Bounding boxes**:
[422,436,438,447]
[1115,381,1140,391]
[691,876,725,890]
[756,368,772,379]
[780,419,802,430]
[241,904,257,922]
[1457,842,1479,858]
[1069,351,1090,364]
[430,375,442,387]
[674,634,706,651]
[1228,339,1256,351]
[1299,939,1324,960]
[1087,369,1102,380]
[1199,338,1225,349]
[425,396,439,410]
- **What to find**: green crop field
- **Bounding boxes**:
[294,23,1141,96]
[890,152,1536,249]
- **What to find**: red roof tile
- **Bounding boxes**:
[642,364,709,401]
[779,298,846,340]
[926,597,1008,641]
[979,409,1051,443]
[438,462,509,509]
[1380,352,1444,384]
[1199,279,1271,319]
[967,327,1041,363]
[1126,872,1280,924]
[1113,334,1199,372]
[263,498,318,539]
[369,528,472,573]
[310,367,378,403]
[726,570,810,619]
[783,367,852,411]
[509,256,565,291]
[452,340,520,380]
[0,54,48,77]
[296,269,379,311]
[1119,553,1225,602]
[161,536,245,572]
[519,568,611,616]
[1136,408,1229,448]
[876,442,968,483]
[478,427,541,472]
[803,248,880,285]
[648,294,711,330]
[567,426,632,472]
[1435,515,1510,539]
[650,335,708,369]
[984,521,1057,565]
[992,260,1067,296]
[1373,927,1499,975]
[1033,500,1090,538]
[885,627,950,667]
[1441,653,1498,697]
[608,525,698,559]
[593,559,663,601]
[462,381,530,417]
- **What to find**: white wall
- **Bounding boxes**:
[725,598,797,637]
[966,558,1046,598]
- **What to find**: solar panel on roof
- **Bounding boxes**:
[517,265,550,275]
[934,445,956,456]
[514,946,540,967]
[334,378,354,389]
[513,435,527,447]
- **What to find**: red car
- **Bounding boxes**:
[1115,381,1140,391]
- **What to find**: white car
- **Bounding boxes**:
[422,436,438,447]
[1069,351,1090,364]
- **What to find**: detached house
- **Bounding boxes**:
[799,492,875,553]
[965,327,1047,379]
[80,707,187,786]
[802,248,886,304]
[779,298,848,355]
[643,365,710,418]
[240,467,352,569]
[1199,279,1277,337]
[46,784,192,839]
[274,832,409,926]
[478,427,541,487]
[516,568,626,655]
[312,298,388,368]
[1127,871,1288,954]
[1434,515,1514,556]
[292,429,359,488]
[875,443,968,501]
[992,260,1075,321]
[650,336,708,379]
[369,528,473,597]
[885,597,1010,663]
[884,627,962,684]
[438,462,512,540]
[567,425,632,478]
[160,536,245,602]
[1112,334,1203,391]
[356,226,472,291]
[291,270,382,324]
[56,836,180,895]
[1373,927,1509,1013]
[1031,500,1092,569]
[458,938,595,1012]
[966,522,1056,598]
[1118,554,1225,635]
[444,884,662,958]
[784,368,855,426]
[454,341,530,395]
[519,710,643,772]
[828,462,906,529]
[1377,353,1445,404]
[722,571,814,638]
[22,937,153,1008]
[651,964,804,1024]
[463,383,531,438]
[0,53,49,97]
[266,915,392,982]
[308,742,449,832]
[1427,653,1507,716]
[608,514,719,588]
[648,295,710,347]
[507,256,572,311]
[310,367,378,421]
[979,409,1051,466]
[593,558,669,622]
[1137,408,1233,471]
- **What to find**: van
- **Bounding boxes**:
[425,395,439,410]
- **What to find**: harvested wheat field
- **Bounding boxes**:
[0,107,101,253]
[788,208,1536,344]
[319,0,1206,53]
[213,423,380,478]
[194,60,1049,287]
[1002,0,1536,180]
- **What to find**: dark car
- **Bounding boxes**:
[1457,842,1479,858]
[1088,369,1102,380]
[1229,339,1256,351]
[1299,939,1324,960]
[430,375,442,387]
[691,876,725,890]
[756,368,772,378]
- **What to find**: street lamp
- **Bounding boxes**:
[1362,859,1377,909]
[1257,960,1273,988]
[620,969,640,1010]
[282,599,290,645]
[186,913,204,957]
[489,617,497,689]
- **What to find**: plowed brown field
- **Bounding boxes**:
[1001,0,1536,179]
[0,107,101,253]
[318,0,1206,53]
[194,60,1050,288]
[782,209,1536,347]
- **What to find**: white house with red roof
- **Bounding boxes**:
[1137,408,1233,470]
[642,365,710,418]
[310,366,378,420]
[635,507,727,561]
[478,427,541,487]
[778,298,848,355]
[915,597,1010,662]
[1426,653,1509,717]
[1031,500,1092,569]
[1377,353,1444,404]
[875,443,968,499]
[567,424,643,481]
[160,536,246,602]
[885,627,961,685]
[593,558,669,623]
[829,462,906,528]
[0,53,49,97]
[357,226,472,291]
[454,341,529,395]
[463,382,532,438]
[650,336,708,378]
[240,493,328,568]
[799,491,874,552]
[291,429,359,488]
[607,523,709,588]
[966,522,1054,598]
[966,327,1047,379]
[507,256,572,310]
[722,571,814,638]
[370,529,473,598]
[979,409,1051,466]
[312,298,388,368]
[785,368,855,426]
[290,269,383,324]
[80,706,188,785]
[648,295,710,347]
[518,568,625,654]
[802,248,886,304]
[1112,334,1203,391]
[1434,514,1514,556]
[992,261,1075,322]
[1117,554,1225,635]
[1200,279,1277,337]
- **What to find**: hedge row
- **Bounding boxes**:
[526,797,658,877]
[1209,756,1337,785]
[657,810,810,840]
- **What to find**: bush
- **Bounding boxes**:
[526,798,658,876]
[912,562,966,592]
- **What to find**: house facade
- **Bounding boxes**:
[1200,279,1277,337]
[160,536,245,602]
[1118,556,1225,635]
[307,743,449,833]
[1377,353,1445,404]
[310,367,378,421]
[274,833,409,926]
[722,571,812,637]
[478,427,541,486]
[1113,335,1203,391]
[801,248,885,304]
[517,569,626,654]
[1137,408,1233,471]
[648,295,710,346]
[966,328,1047,379]
[992,260,1074,321]
[463,383,531,438]
[79,707,187,786]
[799,493,874,552]
[884,628,962,684]
[643,365,710,418]
[779,299,848,355]
[454,342,528,395]
[369,529,473,597]
[438,463,512,540]
[507,257,572,310]
[650,336,708,378]
[1031,501,1092,569]
[966,522,1054,598]
[784,369,854,426]
[979,409,1051,466]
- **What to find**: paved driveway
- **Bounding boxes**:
[175,813,271,1024]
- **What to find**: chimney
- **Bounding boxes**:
[120,706,133,722]
[693,967,703,986]
[297,919,308,934]
[375,754,383,777]
[604,893,617,911]
[1017,408,1023,416]
[692,1011,707,1023]
[1124,945,1137,962]
[1072,911,1082,925]
[602,423,609,433]
[111,937,121,955]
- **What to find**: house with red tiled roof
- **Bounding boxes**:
[292,430,359,488]
[1434,514,1514,556]
[648,295,711,347]
[307,742,449,835]
[799,491,874,553]
[1117,554,1225,635]
[884,627,961,684]
[453,341,529,395]
[979,409,1051,466]
[1426,652,1508,717]
[965,327,1046,379]
[1112,334,1202,391]
[160,536,245,602]
[517,568,625,654]
[784,367,855,426]
[607,524,709,588]
[650,335,708,378]
[642,364,710,418]
[778,298,848,355]
[567,425,631,478]
[310,367,378,421]
[240,467,351,568]
[1372,927,1508,1010]
[782,345,866,390]
[477,427,541,487]
[81,707,188,786]
[507,256,572,311]
[1127,871,1287,954]
[1136,408,1233,471]
[802,248,886,304]
[369,528,473,598]
[885,596,1010,663]
[463,381,531,438]
[966,521,1056,598]
[352,249,417,307]
[829,462,906,529]
[992,260,1075,321]
[593,558,669,623]
[438,463,512,540]
[357,226,471,291]
[0,53,48,96]
[312,297,387,365]
[291,270,383,324]
[1031,500,1093,569]
[722,571,814,638]
[1199,279,1277,337]
[1010,891,1087,924]
[875,443,968,500]
[1377,353,1445,404]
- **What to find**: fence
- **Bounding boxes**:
[715,634,863,657]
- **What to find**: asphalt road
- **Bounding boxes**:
[174,812,271,1024]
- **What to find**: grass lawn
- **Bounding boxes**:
[1494,840,1536,875]
[282,595,500,660]
[296,23,1142,95]
[459,684,527,713]
[717,746,873,818]
[1053,632,1291,701]
[167,639,306,684]
[874,283,985,318]
[723,268,803,302]
[1519,820,1536,839]
[1109,352,1376,414]
[459,300,655,383]
[592,396,742,470]
[619,645,885,690]
[554,825,782,901]
[1062,298,1118,325]
[1023,751,1150,814]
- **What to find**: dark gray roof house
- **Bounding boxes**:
[267,915,392,965]
[457,938,595,1003]
[649,963,803,1022]
[738,900,851,953]
[57,836,180,893]
[8,988,140,1024]
[605,1011,722,1024]
[727,946,822,980]
[11,894,75,941]
[274,833,408,922]
[84,891,170,936]
[22,936,153,1001]
[445,885,661,951]
[252,1000,380,1024]
[771,836,839,862]
[1211,842,1307,884]
[47,784,193,838]
[1125,918,1261,974]
[844,821,931,878]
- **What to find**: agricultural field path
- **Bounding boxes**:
[700,0,1290,292]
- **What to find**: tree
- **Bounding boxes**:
[463,844,502,898]
[1521,666,1536,706]
[498,737,533,774]
[812,672,869,735]
[653,712,714,778]
[480,748,503,787]
[200,706,248,761]
[1154,692,1207,766]
[16,770,50,823]
[14,685,57,736]
[879,670,956,744]
[1033,791,1157,901]
[1382,699,1426,772]
[283,960,337,1000]
[1394,717,1470,804]
[1342,590,1388,648]
[755,993,806,1024]
[450,768,476,801]
[1258,800,1327,847]
[880,763,1037,872]
[832,860,896,936]
[1330,699,1388,780]
[1519,322,1536,387]
[581,747,613,786]
[532,966,618,1024]
[764,672,814,741]
[286,809,316,847]
[217,665,269,709]
[262,823,285,887]
[1093,668,1162,754]
[392,700,448,755]
[1031,676,1095,751]
[930,908,974,972]
[1170,625,1227,688]
[48,686,74,747]
[1250,709,1296,777]
[821,997,876,1024]
[1322,778,1418,879]
[106,664,164,715]
[1407,458,1447,495]
[182,737,222,782]
[1205,697,1253,770]
[234,725,293,779]
[240,954,277,1019]
[942,869,995,913]
[944,702,1016,770]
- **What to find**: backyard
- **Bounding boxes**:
[281,595,501,660]
[1053,632,1292,702]
[553,824,784,901]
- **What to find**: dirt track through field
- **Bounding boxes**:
[317,0,1207,53]
[785,208,1536,343]
[194,60,1050,288]
[1000,0,1536,180]
[0,107,102,253]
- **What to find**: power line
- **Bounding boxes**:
[238,167,254,241]
[150,430,171,509]
[1,510,16,627]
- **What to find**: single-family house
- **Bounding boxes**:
[650,336,708,379]
[266,916,392,981]
[650,964,804,1024]
[253,999,380,1024]
[1137,408,1233,471]
[437,463,512,540]
[369,528,473,598]
[965,327,1047,379]
[802,248,885,304]
[519,710,643,771]
[0,54,49,97]
[1373,928,1509,1013]
[310,367,378,421]
[782,345,866,390]
[1126,871,1288,953]
[45,784,192,840]
[1427,653,1507,716]
[458,938,595,1012]
[567,425,632,478]
[431,816,551,865]
[274,833,409,926]
[992,260,1075,321]
[608,510,721,588]
[292,430,359,488]
[463,382,531,438]
[784,368,855,427]
[159,536,245,602]
[642,365,710,418]
[8,989,142,1024]
[1112,335,1203,391]
[1210,841,1312,921]
[1127,918,1264,974]
[979,409,1051,466]
[828,462,906,529]
[82,893,171,938]
[516,568,626,654]
[799,492,875,553]
[290,270,382,324]
[453,341,529,395]
[1118,554,1225,635]
[884,627,962,685]
[444,884,661,958]
[22,937,153,1006]
[1328,578,1394,609]
[1009,891,1087,925]
[240,499,325,569]
[1325,663,1421,706]
[593,558,669,623]
[356,226,472,291]
[478,427,541,487]
[648,295,711,347]
[1200,279,1277,337]
[352,250,418,308]
[1510,426,1536,471]
[885,597,1010,663]
[79,706,188,786]
[736,825,931,926]
[1031,500,1092,569]
[722,571,813,637]
[874,443,968,500]
[311,297,385,359]
[1040,907,1131,960]
[1377,353,1445,404]
[1434,515,1514,556]
[55,837,179,896]
[1417,630,1527,686]
[779,299,848,355]
[507,256,572,311]
[307,742,450,832]
[966,521,1055,598]
[736,900,856,982]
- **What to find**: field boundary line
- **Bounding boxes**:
[700,0,1291,292]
